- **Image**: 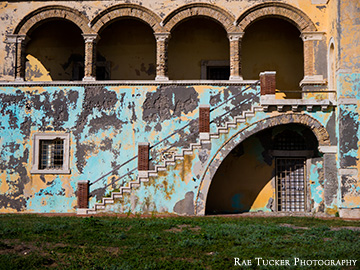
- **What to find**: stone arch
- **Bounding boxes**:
[195,113,330,215]
[91,4,162,33]
[236,2,317,32]
[162,3,236,33]
[14,5,93,35]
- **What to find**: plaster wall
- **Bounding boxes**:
[168,18,229,80]
[25,20,84,81]
[242,18,303,93]
[97,19,156,80]
[0,83,337,214]
[335,1,360,215]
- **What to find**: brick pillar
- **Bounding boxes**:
[199,105,210,141]
[82,34,98,81]
[199,105,210,133]
[303,39,314,77]
[77,180,89,209]
[260,71,276,95]
[155,32,170,81]
[228,32,244,81]
[300,32,325,86]
[15,35,28,81]
[138,143,150,171]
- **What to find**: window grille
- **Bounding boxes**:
[39,139,64,170]
[274,131,307,150]
[276,158,306,212]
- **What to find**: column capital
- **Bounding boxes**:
[154,32,171,42]
[16,34,28,43]
[82,33,99,43]
[5,34,30,44]
[300,32,325,41]
[5,34,18,44]
[228,32,245,41]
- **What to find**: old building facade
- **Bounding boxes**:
[0,0,359,217]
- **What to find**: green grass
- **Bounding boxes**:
[0,215,359,269]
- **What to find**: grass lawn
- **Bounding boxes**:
[0,214,359,269]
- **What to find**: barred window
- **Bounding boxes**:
[39,139,64,170]
[31,133,70,174]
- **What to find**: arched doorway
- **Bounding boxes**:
[96,19,156,80]
[168,18,229,80]
[205,124,319,215]
[242,18,303,98]
[25,19,85,81]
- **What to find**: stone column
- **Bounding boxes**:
[4,34,18,81]
[300,32,325,85]
[155,32,171,81]
[14,35,28,81]
[228,32,244,81]
[82,34,98,81]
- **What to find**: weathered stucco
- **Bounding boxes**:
[0,0,359,217]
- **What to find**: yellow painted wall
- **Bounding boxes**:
[97,19,156,80]
[206,135,275,214]
[25,20,84,81]
[242,18,304,93]
[168,18,229,80]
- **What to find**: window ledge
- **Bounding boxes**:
[260,95,336,112]
[30,169,71,174]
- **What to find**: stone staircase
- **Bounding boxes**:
[81,105,263,215]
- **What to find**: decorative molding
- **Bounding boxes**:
[301,32,325,41]
[339,168,358,176]
[318,145,337,154]
[260,94,335,112]
[227,32,244,41]
[154,32,171,42]
[82,34,99,43]
[338,97,357,105]
[300,75,326,86]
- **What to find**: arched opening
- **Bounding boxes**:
[25,20,85,81]
[96,19,156,80]
[168,18,230,80]
[328,41,336,91]
[242,18,303,97]
[205,124,319,215]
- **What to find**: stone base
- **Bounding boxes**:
[229,75,243,81]
[339,208,360,219]
[82,76,96,81]
[300,75,326,86]
[77,208,89,215]
[155,75,169,81]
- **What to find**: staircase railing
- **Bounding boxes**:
[87,80,260,200]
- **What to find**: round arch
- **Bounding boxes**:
[236,2,317,32]
[91,4,162,33]
[14,5,93,35]
[195,113,330,215]
[162,3,236,33]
